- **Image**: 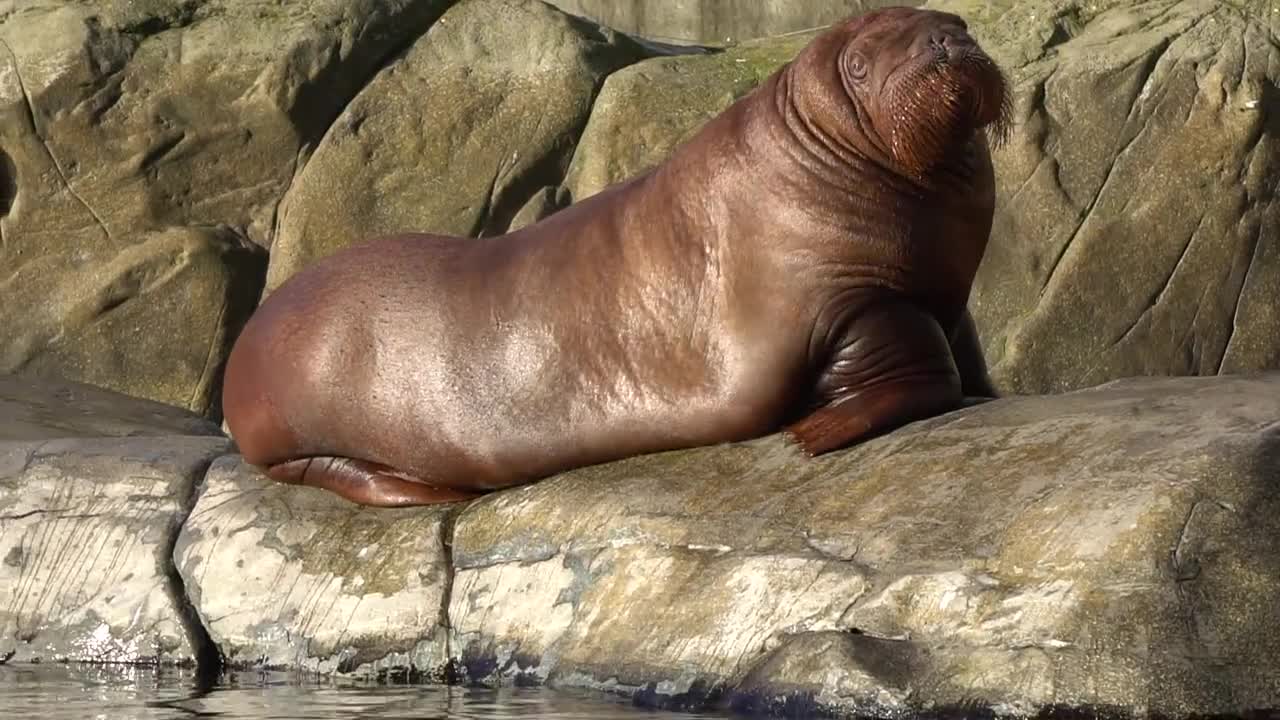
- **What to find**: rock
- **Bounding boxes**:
[447,373,1280,718]
[265,0,649,293]
[0,374,230,665]
[0,372,224,440]
[0,0,455,413]
[544,1,921,44]
[174,455,455,677]
[4,226,265,419]
[924,0,1280,394]
[563,30,816,201]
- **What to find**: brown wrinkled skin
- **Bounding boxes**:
[222,7,1008,507]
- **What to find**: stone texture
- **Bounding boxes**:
[0,0,454,413]
[0,372,224,440]
[4,225,265,419]
[446,374,1280,718]
[563,30,815,201]
[545,0,921,44]
[926,0,1280,394]
[174,455,454,677]
[0,374,230,665]
[264,0,649,293]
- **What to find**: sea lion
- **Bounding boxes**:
[222,7,1009,507]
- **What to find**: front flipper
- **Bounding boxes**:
[784,302,964,457]
[948,308,998,399]
[266,457,482,507]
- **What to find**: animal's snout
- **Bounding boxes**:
[925,28,976,62]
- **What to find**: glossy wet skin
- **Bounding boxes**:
[221,7,1008,507]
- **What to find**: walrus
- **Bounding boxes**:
[222,7,1009,507]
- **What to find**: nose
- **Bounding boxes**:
[926,28,974,61]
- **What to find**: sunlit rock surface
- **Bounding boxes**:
[544,0,919,44]
[0,375,227,664]
[0,0,453,414]
[443,374,1280,718]
[4,369,1280,717]
[931,0,1280,395]
[263,0,650,294]
[174,456,453,677]
[3,0,1276,411]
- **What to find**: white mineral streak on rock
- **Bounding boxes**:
[449,557,579,658]
[0,433,227,664]
[175,456,452,676]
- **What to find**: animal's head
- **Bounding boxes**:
[794,7,1010,180]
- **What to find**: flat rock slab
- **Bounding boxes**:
[447,374,1280,718]
[0,373,224,441]
[175,456,454,677]
[9,370,1277,717]
[0,375,230,665]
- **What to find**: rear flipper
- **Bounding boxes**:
[265,457,483,507]
[783,301,966,457]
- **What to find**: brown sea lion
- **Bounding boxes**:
[222,7,1009,507]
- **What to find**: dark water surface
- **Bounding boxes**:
[0,665,741,720]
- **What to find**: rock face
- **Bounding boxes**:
[930,0,1280,395]
[0,375,228,665]
[173,456,453,676]
[4,370,1280,717]
[545,0,920,44]
[264,0,649,293]
[563,31,817,201]
[0,0,454,415]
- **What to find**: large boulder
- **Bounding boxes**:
[6,225,264,418]
[0,0,455,414]
[563,31,817,201]
[929,0,1280,395]
[4,370,1279,717]
[264,0,650,293]
[0,374,229,665]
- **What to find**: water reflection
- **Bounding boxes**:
[0,665,734,720]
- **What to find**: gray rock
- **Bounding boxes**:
[929,0,1280,394]
[447,374,1280,718]
[4,226,265,420]
[0,375,230,665]
[174,455,455,677]
[0,372,223,441]
[564,30,817,202]
[545,1,920,44]
[265,0,649,293]
[0,0,453,413]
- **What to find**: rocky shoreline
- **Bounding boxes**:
[4,372,1279,718]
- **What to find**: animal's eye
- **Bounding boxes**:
[846,51,868,80]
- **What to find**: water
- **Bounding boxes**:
[0,665,740,720]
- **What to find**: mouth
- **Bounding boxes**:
[934,42,1011,141]
[883,39,1011,175]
